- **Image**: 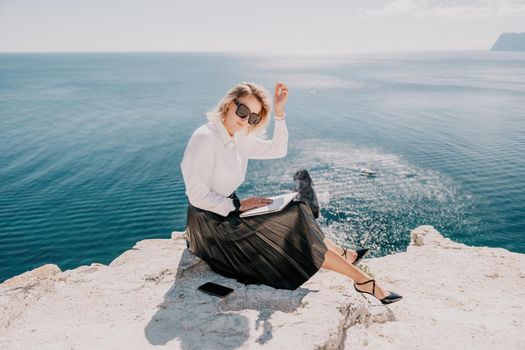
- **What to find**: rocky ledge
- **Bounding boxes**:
[1,225,524,349]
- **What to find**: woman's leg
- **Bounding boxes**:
[324,237,357,262]
[321,247,388,299]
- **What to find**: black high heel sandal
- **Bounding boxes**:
[353,279,403,305]
[341,247,369,266]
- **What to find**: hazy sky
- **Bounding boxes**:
[0,0,524,53]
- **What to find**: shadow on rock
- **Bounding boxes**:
[144,247,316,349]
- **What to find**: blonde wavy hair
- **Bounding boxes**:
[206,82,272,136]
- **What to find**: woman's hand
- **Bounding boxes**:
[240,197,274,212]
[274,82,288,118]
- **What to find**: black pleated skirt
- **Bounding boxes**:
[184,192,328,290]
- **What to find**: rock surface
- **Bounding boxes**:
[1,225,524,349]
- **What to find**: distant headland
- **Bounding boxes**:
[491,32,525,51]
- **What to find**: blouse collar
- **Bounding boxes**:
[212,120,235,147]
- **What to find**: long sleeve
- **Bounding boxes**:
[180,134,236,217]
[242,115,289,159]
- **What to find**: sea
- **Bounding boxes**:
[1,51,524,283]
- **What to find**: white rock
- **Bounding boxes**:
[0,226,523,349]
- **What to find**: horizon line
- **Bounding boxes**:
[0,48,494,56]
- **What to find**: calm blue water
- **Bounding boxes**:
[1,51,524,283]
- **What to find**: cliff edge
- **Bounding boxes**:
[1,225,524,349]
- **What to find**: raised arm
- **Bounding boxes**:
[180,134,236,217]
[242,115,289,159]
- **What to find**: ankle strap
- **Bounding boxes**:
[355,279,375,295]
[355,278,375,285]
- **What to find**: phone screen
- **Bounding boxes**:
[197,282,234,297]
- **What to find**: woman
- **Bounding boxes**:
[180,82,402,304]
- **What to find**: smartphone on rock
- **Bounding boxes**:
[197,282,234,298]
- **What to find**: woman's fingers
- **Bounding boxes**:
[275,83,281,96]
[275,82,288,97]
[253,197,273,207]
[243,196,274,210]
[256,197,273,204]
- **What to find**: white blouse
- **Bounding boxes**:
[180,115,289,217]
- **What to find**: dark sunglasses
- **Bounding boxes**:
[233,99,262,126]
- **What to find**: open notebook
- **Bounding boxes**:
[239,192,298,218]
